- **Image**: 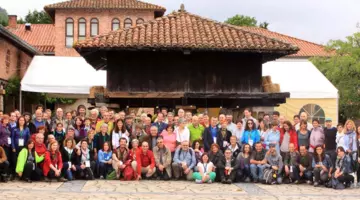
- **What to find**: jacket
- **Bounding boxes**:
[335,154,352,174]
[0,124,11,147]
[95,120,114,134]
[97,150,113,163]
[280,129,298,150]
[216,128,232,151]
[202,126,218,152]
[209,150,224,168]
[0,146,7,163]
[136,148,156,175]
[312,154,332,169]
[112,147,133,166]
[241,129,260,146]
[284,151,300,166]
[227,143,241,159]
[43,150,63,176]
[73,148,94,166]
[11,127,30,150]
[153,146,172,177]
[309,127,325,152]
[219,156,237,170]
[16,148,44,173]
[60,147,76,163]
[151,122,167,135]
[173,147,196,170]
[93,132,111,151]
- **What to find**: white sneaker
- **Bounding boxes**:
[100,176,104,180]
[195,180,202,184]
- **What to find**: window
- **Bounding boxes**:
[124,18,132,28]
[78,18,86,41]
[90,18,99,36]
[112,18,120,31]
[65,18,74,47]
[5,50,10,74]
[299,104,325,125]
[136,18,144,25]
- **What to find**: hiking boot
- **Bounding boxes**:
[57,177,68,182]
[44,177,51,182]
[25,178,32,183]
[221,178,227,184]
[226,179,232,184]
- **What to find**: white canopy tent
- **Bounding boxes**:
[262,59,338,99]
[20,56,106,111]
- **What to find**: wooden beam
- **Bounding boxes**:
[184,92,290,99]
[105,92,185,99]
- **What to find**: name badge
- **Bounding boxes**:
[7,137,11,145]
[18,139,24,146]
[290,166,293,173]
[213,137,217,144]
[33,163,35,170]
[68,162,72,169]
[85,160,90,168]
[248,139,254,146]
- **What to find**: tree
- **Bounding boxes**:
[0,7,8,26]
[17,10,52,24]
[311,32,360,121]
[225,14,269,29]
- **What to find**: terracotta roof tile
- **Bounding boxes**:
[44,0,165,11]
[7,24,55,54]
[240,27,334,57]
[75,11,299,54]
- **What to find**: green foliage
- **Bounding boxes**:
[5,76,76,105]
[17,10,52,24]
[0,7,8,26]
[311,32,360,120]
[225,14,269,29]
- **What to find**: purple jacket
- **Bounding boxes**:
[309,127,325,152]
[0,124,12,147]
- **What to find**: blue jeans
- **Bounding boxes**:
[98,162,112,178]
[250,164,266,180]
[62,162,73,180]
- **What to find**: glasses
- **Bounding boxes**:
[247,123,253,125]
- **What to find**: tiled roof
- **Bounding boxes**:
[6,24,55,54]
[75,11,299,54]
[240,27,334,57]
[44,0,166,11]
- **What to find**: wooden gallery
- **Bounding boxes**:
[75,7,299,115]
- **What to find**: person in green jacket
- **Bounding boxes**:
[16,139,44,183]
[188,116,205,146]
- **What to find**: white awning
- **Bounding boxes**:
[262,59,338,99]
[21,56,106,97]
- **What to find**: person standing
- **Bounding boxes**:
[188,116,204,146]
[0,146,9,182]
[0,115,12,179]
[279,121,298,159]
[233,120,244,144]
[265,121,280,152]
[241,119,260,147]
[309,119,325,153]
[295,112,313,131]
[202,117,219,152]
[152,113,167,135]
[297,120,311,150]
[323,118,337,167]
[217,122,232,152]
[95,112,114,135]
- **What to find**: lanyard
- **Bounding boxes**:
[19,129,24,138]
[203,163,207,173]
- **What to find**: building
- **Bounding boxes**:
[7,0,166,56]
[0,25,41,112]
[75,7,299,110]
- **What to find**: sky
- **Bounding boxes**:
[2,0,360,45]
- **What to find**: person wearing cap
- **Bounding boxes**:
[323,117,337,167]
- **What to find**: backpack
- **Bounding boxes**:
[263,168,274,184]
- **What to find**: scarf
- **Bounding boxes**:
[81,148,90,163]
[35,143,47,156]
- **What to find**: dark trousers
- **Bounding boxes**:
[288,165,300,181]
[325,150,337,169]
[48,168,61,179]
[221,169,236,181]
[237,165,251,181]
[156,167,170,180]
[98,162,112,178]
[0,161,9,175]
[299,170,313,181]
[10,149,21,175]
[313,168,329,183]
[337,174,354,184]
[75,161,95,180]
[22,162,42,181]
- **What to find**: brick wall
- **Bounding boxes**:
[0,37,33,80]
[54,9,155,56]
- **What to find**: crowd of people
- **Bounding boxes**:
[0,105,359,190]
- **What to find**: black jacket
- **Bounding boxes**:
[202,126,218,152]
[72,148,94,166]
[209,151,224,168]
[60,147,76,163]
[216,129,232,152]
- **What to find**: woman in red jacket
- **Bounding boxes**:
[43,141,67,182]
[279,121,298,159]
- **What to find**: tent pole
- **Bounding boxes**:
[19,85,22,113]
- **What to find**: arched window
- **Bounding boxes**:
[5,50,10,74]
[90,18,99,36]
[124,18,132,28]
[65,18,74,47]
[299,104,325,125]
[136,18,144,25]
[78,18,86,41]
[112,18,120,31]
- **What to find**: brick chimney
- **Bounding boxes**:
[8,15,17,29]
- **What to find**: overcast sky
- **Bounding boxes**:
[2,0,359,44]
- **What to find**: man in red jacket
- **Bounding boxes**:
[136,141,156,180]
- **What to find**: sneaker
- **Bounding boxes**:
[306,180,313,185]
[244,177,251,183]
[313,182,319,187]
[100,176,104,180]
[253,179,258,183]
[195,180,202,184]
[57,177,68,182]
[221,178,227,184]
[226,179,232,184]
[294,180,299,184]
[44,177,51,182]
[207,180,212,184]
[271,181,277,185]
[25,178,32,183]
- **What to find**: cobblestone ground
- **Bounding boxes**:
[0,180,359,200]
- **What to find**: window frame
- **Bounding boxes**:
[90,18,99,37]
[65,17,74,48]
[124,18,132,28]
[78,18,87,41]
[136,18,144,25]
[5,49,10,74]
[112,18,120,31]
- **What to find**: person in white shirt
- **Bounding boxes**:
[112,119,129,149]
[295,112,313,131]
[336,123,345,148]
[175,118,190,145]
[192,153,216,183]
[233,120,244,144]
[226,114,237,135]
[242,108,258,129]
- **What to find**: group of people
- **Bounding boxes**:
[0,105,359,190]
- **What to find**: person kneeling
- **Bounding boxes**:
[112,138,135,180]
[283,143,300,184]
[43,141,67,182]
[172,141,196,181]
[97,142,113,179]
[331,147,354,189]
[263,144,283,184]
[136,141,156,180]
[219,149,237,184]
[153,136,172,180]
[0,146,10,182]
[192,153,216,183]
[73,140,96,180]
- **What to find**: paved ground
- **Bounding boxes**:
[0,180,359,200]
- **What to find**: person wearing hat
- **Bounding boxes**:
[323,117,337,168]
